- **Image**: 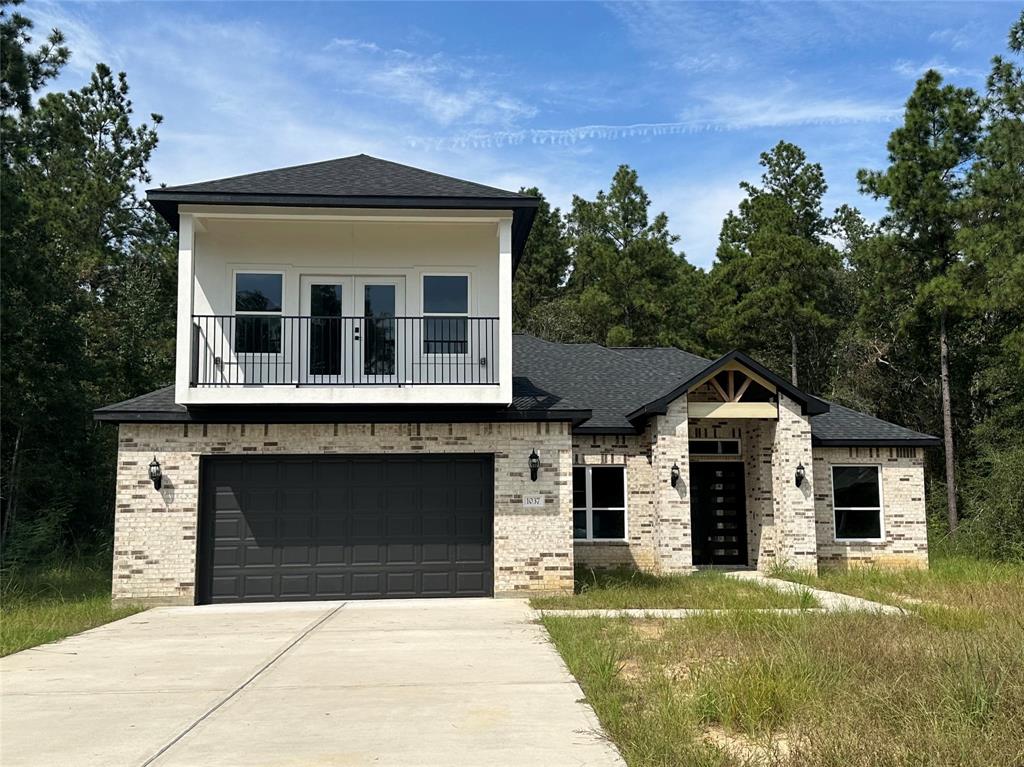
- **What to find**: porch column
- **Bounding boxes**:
[651,398,693,573]
[770,394,818,573]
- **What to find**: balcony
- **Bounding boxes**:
[189,315,499,389]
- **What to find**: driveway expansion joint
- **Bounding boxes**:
[138,603,346,767]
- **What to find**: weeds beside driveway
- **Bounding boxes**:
[542,557,1024,766]
[0,562,144,656]
[531,568,816,611]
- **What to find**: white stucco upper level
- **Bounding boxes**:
[173,206,514,407]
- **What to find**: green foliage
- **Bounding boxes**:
[512,187,570,332]
[704,141,846,390]
[0,7,176,563]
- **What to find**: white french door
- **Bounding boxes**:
[354,277,404,385]
[299,276,405,385]
[299,276,352,385]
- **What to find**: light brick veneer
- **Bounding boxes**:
[650,398,693,573]
[571,432,657,570]
[813,446,928,569]
[113,421,574,605]
[770,395,818,573]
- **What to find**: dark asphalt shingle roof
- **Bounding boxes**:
[153,154,531,200]
[95,334,938,445]
[146,154,539,267]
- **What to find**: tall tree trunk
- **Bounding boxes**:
[790,331,798,386]
[939,309,958,533]
[1,424,24,553]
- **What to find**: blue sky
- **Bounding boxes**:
[29,1,1018,268]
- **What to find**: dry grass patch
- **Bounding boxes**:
[543,557,1024,767]
[531,567,816,610]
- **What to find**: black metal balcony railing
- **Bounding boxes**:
[190,315,499,387]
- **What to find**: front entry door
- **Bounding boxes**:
[689,462,748,566]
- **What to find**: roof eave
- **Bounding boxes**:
[147,192,539,269]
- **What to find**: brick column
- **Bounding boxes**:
[770,394,818,573]
[651,398,693,573]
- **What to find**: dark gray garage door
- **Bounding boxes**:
[197,454,493,604]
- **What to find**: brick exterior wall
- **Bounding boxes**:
[571,433,657,570]
[650,398,693,573]
[113,421,574,605]
[813,446,929,569]
[769,395,818,573]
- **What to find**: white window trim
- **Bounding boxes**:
[572,465,628,542]
[422,273,471,358]
[831,464,886,543]
[232,269,286,358]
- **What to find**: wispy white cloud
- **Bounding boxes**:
[312,37,536,127]
[892,58,984,80]
[928,28,973,51]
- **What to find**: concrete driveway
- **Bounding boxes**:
[0,599,623,767]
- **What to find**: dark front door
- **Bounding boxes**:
[689,461,748,566]
[197,454,493,604]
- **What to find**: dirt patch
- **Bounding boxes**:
[631,620,665,640]
[703,725,793,765]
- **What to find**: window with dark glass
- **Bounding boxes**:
[423,275,468,354]
[832,465,883,540]
[309,283,342,375]
[572,465,626,540]
[234,273,282,353]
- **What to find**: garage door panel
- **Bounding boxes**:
[200,454,493,603]
[351,543,383,565]
[316,544,346,566]
[422,542,450,563]
[243,544,275,566]
[455,542,486,563]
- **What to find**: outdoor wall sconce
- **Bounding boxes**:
[528,450,540,481]
[670,462,681,488]
[795,462,806,488]
[148,457,163,491]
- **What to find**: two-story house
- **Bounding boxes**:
[96,155,938,605]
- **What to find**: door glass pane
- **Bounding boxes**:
[310,284,342,376]
[363,284,396,376]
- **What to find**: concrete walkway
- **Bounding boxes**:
[538,571,903,618]
[724,570,904,614]
[0,599,624,767]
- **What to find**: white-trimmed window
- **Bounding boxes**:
[423,275,468,354]
[831,465,884,541]
[234,272,283,354]
[573,465,627,540]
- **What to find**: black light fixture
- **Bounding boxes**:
[528,449,540,482]
[670,462,681,488]
[794,462,806,488]
[148,456,163,491]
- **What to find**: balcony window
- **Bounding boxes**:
[423,275,468,354]
[234,272,282,354]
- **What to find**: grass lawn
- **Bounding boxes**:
[543,556,1024,766]
[1,562,145,657]
[531,567,817,611]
